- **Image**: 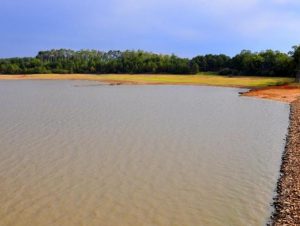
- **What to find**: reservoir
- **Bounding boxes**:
[0,80,289,226]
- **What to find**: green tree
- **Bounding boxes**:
[290,45,300,81]
[190,62,199,74]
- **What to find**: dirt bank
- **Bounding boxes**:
[243,85,300,103]
[271,98,300,225]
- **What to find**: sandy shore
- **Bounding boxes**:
[271,98,300,225]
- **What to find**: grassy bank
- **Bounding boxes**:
[2,74,300,102]
[0,74,294,88]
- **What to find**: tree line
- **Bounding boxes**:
[0,46,299,77]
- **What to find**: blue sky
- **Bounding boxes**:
[0,0,299,58]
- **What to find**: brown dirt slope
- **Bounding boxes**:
[243,85,300,103]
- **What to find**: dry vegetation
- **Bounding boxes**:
[0,73,294,87]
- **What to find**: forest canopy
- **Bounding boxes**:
[0,46,299,77]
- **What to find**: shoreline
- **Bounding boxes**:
[242,85,300,103]
[0,74,299,103]
[270,98,300,225]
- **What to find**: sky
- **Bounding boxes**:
[0,0,299,58]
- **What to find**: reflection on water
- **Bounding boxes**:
[0,81,289,226]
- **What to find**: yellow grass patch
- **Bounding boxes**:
[0,74,294,88]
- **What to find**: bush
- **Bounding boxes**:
[218,68,233,75]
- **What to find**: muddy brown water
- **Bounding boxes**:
[0,81,289,226]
